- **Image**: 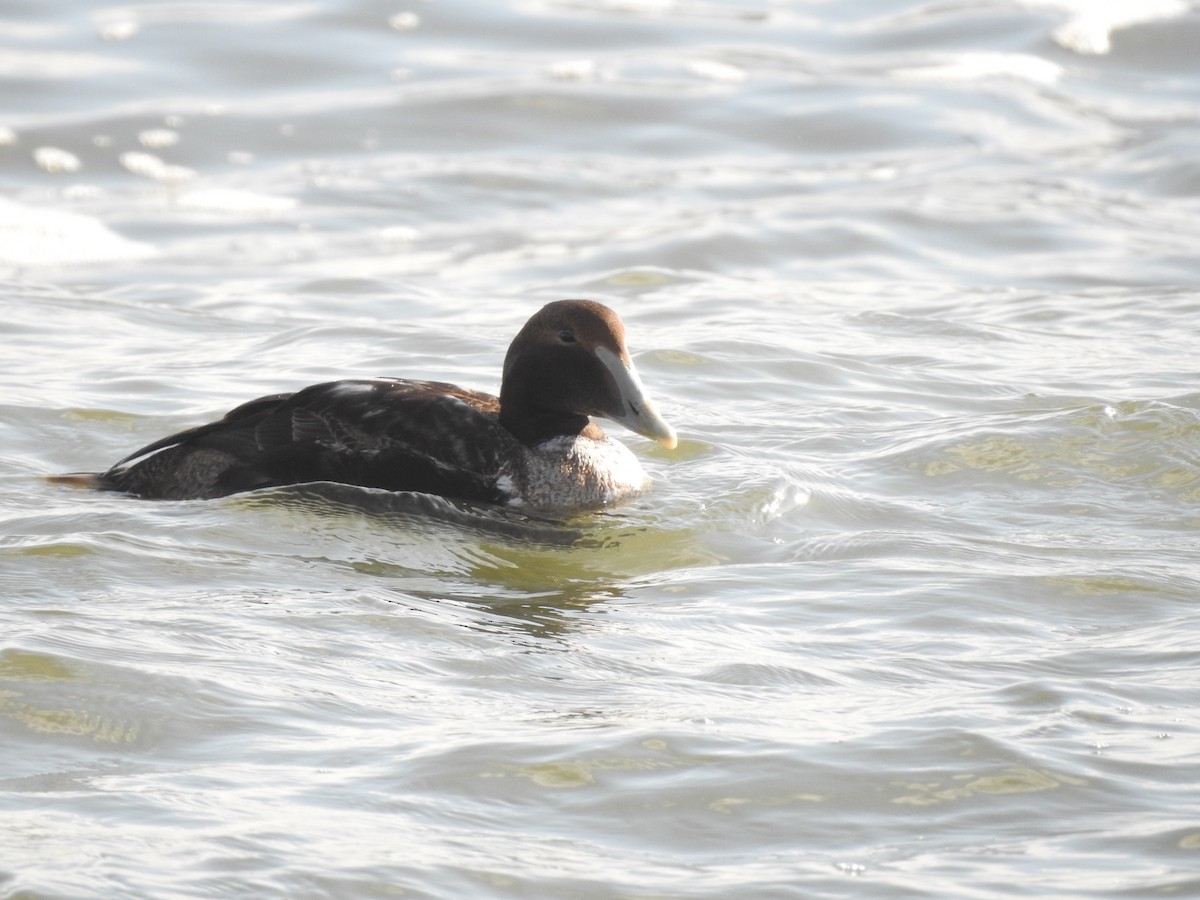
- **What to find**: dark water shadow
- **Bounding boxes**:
[235,481,588,546]
[228,482,637,642]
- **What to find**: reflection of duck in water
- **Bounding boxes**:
[50,300,677,510]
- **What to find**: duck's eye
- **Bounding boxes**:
[558,330,576,343]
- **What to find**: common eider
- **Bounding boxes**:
[48,299,677,509]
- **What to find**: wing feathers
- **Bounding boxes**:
[101,379,516,501]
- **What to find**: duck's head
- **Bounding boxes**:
[499,299,677,450]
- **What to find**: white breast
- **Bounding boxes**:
[506,434,650,509]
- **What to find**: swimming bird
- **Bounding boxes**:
[48,300,677,509]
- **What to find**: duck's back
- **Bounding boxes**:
[95,379,516,502]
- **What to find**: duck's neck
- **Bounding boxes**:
[498,402,597,447]
[498,341,609,447]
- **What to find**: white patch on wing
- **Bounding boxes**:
[110,441,180,472]
[327,382,375,397]
[495,473,520,505]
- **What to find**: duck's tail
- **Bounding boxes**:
[43,472,106,490]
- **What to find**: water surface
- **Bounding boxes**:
[3,1,1200,897]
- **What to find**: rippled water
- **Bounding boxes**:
[3,1,1200,897]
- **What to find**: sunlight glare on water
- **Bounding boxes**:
[3,0,1200,898]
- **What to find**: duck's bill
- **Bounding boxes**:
[594,345,678,450]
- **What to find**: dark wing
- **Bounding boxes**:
[101,379,518,502]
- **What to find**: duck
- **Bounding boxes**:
[48,299,678,509]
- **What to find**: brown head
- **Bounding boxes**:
[498,299,677,449]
